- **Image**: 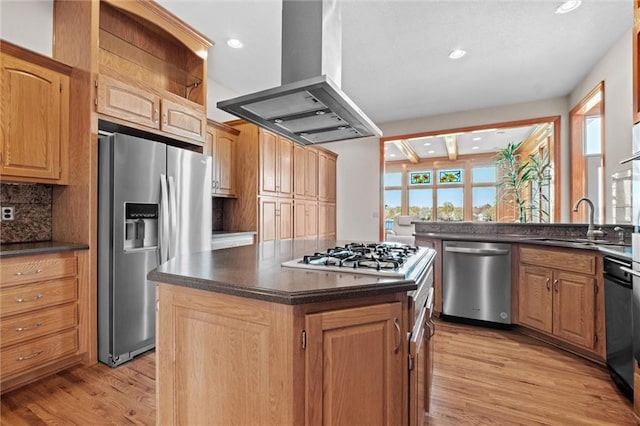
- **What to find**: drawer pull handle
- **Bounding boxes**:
[17,350,44,361]
[15,294,44,303]
[393,317,401,353]
[14,269,43,276]
[15,323,43,332]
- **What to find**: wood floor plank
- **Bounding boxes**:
[425,320,636,426]
[1,324,636,425]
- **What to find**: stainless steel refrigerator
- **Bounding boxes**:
[98,132,212,367]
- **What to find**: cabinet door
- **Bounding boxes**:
[409,307,426,426]
[278,198,294,241]
[259,197,278,242]
[552,271,596,349]
[318,152,336,202]
[259,130,279,196]
[214,131,236,197]
[1,54,64,181]
[305,201,318,239]
[305,302,404,426]
[293,144,306,198]
[278,137,294,197]
[97,74,160,129]
[294,200,307,239]
[305,149,318,198]
[518,265,553,333]
[160,98,206,143]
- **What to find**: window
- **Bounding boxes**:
[409,188,433,220]
[472,187,496,222]
[437,188,463,221]
[384,189,401,226]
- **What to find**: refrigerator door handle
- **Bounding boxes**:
[159,174,170,263]
[168,175,178,260]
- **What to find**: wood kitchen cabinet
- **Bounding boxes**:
[156,284,407,426]
[318,150,337,202]
[294,144,318,199]
[260,196,294,242]
[225,120,337,242]
[205,120,238,197]
[0,41,71,184]
[294,199,318,240]
[260,129,293,197]
[518,246,600,354]
[0,251,83,393]
[633,0,640,123]
[306,302,404,425]
[96,73,207,144]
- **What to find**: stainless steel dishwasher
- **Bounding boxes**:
[442,241,512,325]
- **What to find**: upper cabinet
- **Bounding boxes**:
[260,129,293,197]
[0,41,71,184]
[205,120,238,198]
[634,0,640,123]
[318,150,337,203]
[55,0,212,147]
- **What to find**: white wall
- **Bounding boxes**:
[0,1,53,55]
[569,29,633,224]
[323,137,381,241]
[206,79,241,122]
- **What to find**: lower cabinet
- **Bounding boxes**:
[0,252,81,392]
[156,284,407,426]
[518,246,599,352]
[294,199,318,240]
[259,196,293,242]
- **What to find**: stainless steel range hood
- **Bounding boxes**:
[216,0,382,146]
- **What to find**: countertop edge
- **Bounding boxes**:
[0,242,90,258]
[149,270,418,305]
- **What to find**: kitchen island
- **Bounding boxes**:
[149,240,435,426]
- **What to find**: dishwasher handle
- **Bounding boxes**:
[444,247,510,256]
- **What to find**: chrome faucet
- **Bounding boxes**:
[572,197,604,240]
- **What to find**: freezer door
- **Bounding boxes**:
[167,146,212,256]
[98,133,166,366]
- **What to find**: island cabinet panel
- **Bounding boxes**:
[0,42,71,184]
[305,302,404,426]
[517,245,601,357]
[156,284,410,426]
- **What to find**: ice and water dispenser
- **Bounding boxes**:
[124,203,158,251]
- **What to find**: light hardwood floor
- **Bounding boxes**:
[1,320,636,425]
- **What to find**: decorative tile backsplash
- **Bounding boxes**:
[0,183,52,244]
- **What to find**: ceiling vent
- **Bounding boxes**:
[217,0,382,145]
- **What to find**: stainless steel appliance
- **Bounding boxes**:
[603,256,633,400]
[441,241,512,325]
[98,132,212,367]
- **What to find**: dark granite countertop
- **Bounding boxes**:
[0,241,90,258]
[415,232,632,260]
[149,240,435,305]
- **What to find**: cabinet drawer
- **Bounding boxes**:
[1,278,77,318]
[0,254,77,287]
[1,328,77,378]
[520,246,596,275]
[1,303,77,348]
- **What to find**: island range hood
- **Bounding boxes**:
[216,0,382,145]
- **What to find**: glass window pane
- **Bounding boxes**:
[437,169,463,184]
[409,189,433,221]
[436,188,463,221]
[584,116,601,155]
[384,172,402,187]
[384,190,402,228]
[472,187,496,222]
[472,166,496,183]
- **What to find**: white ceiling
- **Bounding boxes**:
[157,0,632,127]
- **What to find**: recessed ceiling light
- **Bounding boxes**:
[428,150,435,154]
[423,142,431,146]
[390,154,396,157]
[555,0,581,14]
[472,137,482,141]
[472,146,480,150]
[448,49,467,60]
[227,38,244,49]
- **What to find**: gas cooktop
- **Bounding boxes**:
[281,242,430,278]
